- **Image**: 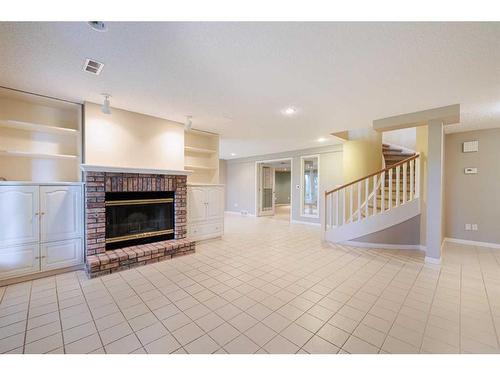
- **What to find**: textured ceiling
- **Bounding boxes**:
[0,22,499,159]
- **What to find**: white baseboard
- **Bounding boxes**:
[224,210,255,217]
[444,237,500,249]
[341,240,426,251]
[424,256,441,264]
[290,219,321,227]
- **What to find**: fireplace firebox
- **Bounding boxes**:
[105,191,175,250]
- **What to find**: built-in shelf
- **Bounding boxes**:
[0,120,79,136]
[0,149,78,160]
[184,146,217,154]
[184,164,217,171]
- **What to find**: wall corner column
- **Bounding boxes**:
[425,120,445,263]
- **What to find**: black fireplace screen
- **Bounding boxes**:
[105,191,174,250]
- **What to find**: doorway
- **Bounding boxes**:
[256,158,292,221]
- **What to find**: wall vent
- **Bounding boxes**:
[83,58,104,75]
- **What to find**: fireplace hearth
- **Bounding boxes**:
[105,191,175,250]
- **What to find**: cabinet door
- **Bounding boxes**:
[40,238,83,271]
[206,186,224,220]
[40,186,82,243]
[0,186,39,247]
[0,243,39,280]
[188,186,208,222]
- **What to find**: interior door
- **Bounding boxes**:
[0,186,39,247]
[188,186,208,222]
[258,164,275,216]
[40,186,82,243]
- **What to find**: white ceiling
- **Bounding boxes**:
[0,22,499,159]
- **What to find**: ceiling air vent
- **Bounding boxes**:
[83,58,104,75]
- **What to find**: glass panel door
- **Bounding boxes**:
[301,156,319,217]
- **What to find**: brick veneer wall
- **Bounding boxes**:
[83,171,194,277]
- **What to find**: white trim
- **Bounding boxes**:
[291,219,320,227]
[444,237,500,249]
[80,164,191,175]
[224,210,255,217]
[300,154,320,219]
[341,240,425,251]
[424,256,441,264]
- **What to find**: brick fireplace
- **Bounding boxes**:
[82,167,195,278]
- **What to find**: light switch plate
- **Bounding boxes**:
[463,140,479,153]
[472,224,478,231]
[465,224,471,231]
[464,167,478,174]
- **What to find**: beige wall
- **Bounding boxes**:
[84,102,184,170]
[445,128,500,244]
[342,137,382,183]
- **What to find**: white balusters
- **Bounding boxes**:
[349,185,353,223]
[324,155,420,232]
[388,168,393,210]
[410,159,414,200]
[342,189,346,225]
[402,162,407,204]
[380,171,385,212]
[335,191,339,226]
[357,182,361,221]
[395,165,400,207]
[365,179,369,218]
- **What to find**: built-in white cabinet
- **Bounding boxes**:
[187,184,224,241]
[0,184,83,281]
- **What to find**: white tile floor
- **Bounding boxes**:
[1,214,500,354]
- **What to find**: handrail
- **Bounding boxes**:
[325,153,420,196]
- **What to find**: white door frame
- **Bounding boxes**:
[255,157,293,218]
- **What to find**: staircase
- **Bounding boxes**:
[324,144,420,244]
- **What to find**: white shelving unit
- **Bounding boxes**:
[0,88,82,182]
[184,129,220,184]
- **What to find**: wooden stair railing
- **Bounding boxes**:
[324,153,420,231]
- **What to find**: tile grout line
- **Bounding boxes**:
[21,281,33,353]
[54,275,66,354]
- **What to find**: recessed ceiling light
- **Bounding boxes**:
[88,21,108,32]
[282,107,297,116]
[317,137,326,142]
[230,153,236,156]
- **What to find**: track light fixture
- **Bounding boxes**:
[185,115,192,131]
[101,94,111,115]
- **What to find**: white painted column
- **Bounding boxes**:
[425,120,444,263]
